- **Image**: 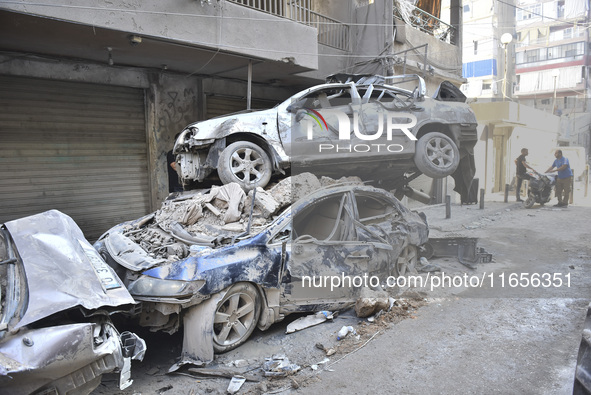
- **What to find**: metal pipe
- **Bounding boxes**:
[247,60,252,110]
[480,189,485,209]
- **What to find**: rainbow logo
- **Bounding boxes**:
[303,108,328,130]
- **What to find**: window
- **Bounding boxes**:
[482,83,492,90]
[293,194,355,242]
[517,4,541,20]
[557,0,565,18]
[474,41,478,55]
[526,50,539,63]
[354,194,396,223]
[463,4,470,12]
[520,42,584,64]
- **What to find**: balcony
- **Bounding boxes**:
[227,0,350,51]
[393,0,455,44]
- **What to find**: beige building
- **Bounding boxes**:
[471,101,560,194]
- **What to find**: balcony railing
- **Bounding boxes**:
[394,1,455,44]
[290,3,350,51]
[227,0,350,51]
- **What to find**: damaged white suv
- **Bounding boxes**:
[174,74,478,195]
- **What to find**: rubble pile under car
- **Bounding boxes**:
[122,173,336,264]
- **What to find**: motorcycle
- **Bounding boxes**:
[523,169,556,208]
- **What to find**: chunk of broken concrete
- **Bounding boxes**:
[355,288,390,318]
[222,222,244,232]
[269,172,321,208]
[246,187,280,218]
[204,202,221,217]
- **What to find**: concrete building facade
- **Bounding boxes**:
[0,0,464,238]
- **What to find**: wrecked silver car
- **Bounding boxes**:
[93,175,428,366]
[0,210,145,395]
[174,74,477,197]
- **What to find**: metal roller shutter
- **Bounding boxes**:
[205,95,278,119]
[0,75,150,241]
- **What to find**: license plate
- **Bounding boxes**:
[79,240,121,291]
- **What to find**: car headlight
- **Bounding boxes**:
[127,276,205,298]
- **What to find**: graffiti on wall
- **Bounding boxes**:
[158,88,197,134]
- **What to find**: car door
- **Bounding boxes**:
[278,190,393,313]
[278,87,355,166]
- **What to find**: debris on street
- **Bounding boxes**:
[286,311,334,334]
[421,237,493,268]
[354,288,391,318]
[262,356,301,377]
[417,256,441,272]
[336,326,357,341]
[226,376,246,394]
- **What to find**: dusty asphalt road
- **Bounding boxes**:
[95,195,591,395]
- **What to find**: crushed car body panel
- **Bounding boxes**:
[0,210,145,395]
[4,210,136,330]
[0,321,145,395]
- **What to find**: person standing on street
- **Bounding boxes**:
[546,149,573,207]
[515,148,533,202]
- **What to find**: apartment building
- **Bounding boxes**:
[514,0,591,151]
[460,0,515,98]
[514,0,589,110]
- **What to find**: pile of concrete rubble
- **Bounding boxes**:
[124,173,363,262]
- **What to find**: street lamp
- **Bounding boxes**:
[551,68,560,114]
[500,33,513,101]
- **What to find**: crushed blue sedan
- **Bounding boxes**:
[93,174,428,367]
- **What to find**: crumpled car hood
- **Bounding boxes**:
[183,108,277,141]
[5,210,136,330]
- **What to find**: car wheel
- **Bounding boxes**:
[524,196,535,208]
[413,132,460,178]
[396,245,418,276]
[213,282,260,353]
[218,141,272,190]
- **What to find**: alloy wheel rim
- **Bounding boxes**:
[230,148,265,183]
[213,292,256,346]
[426,137,455,168]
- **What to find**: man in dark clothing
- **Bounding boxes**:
[167,133,183,193]
[514,148,533,202]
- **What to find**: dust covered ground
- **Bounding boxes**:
[94,193,591,395]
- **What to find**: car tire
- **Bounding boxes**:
[218,141,272,191]
[413,132,460,178]
[396,245,418,276]
[213,282,260,353]
[524,196,535,208]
